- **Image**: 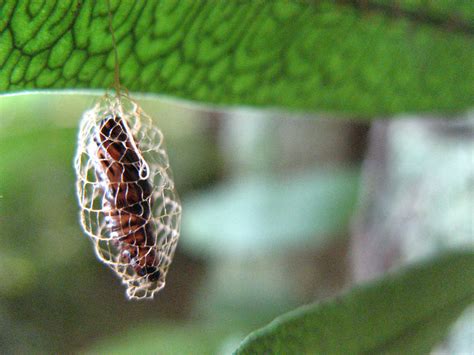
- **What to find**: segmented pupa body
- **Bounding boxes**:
[74,95,181,299]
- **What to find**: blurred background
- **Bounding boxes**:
[0,94,472,353]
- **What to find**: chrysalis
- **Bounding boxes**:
[74,94,181,299]
[74,1,181,299]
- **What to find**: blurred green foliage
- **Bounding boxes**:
[182,168,359,258]
[86,322,247,355]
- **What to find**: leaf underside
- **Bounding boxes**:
[235,250,474,354]
[0,0,473,116]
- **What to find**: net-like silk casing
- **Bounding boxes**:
[74,95,181,299]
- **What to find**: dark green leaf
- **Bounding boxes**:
[235,250,474,354]
[1,1,473,115]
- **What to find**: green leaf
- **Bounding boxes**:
[235,250,474,354]
[1,1,473,115]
